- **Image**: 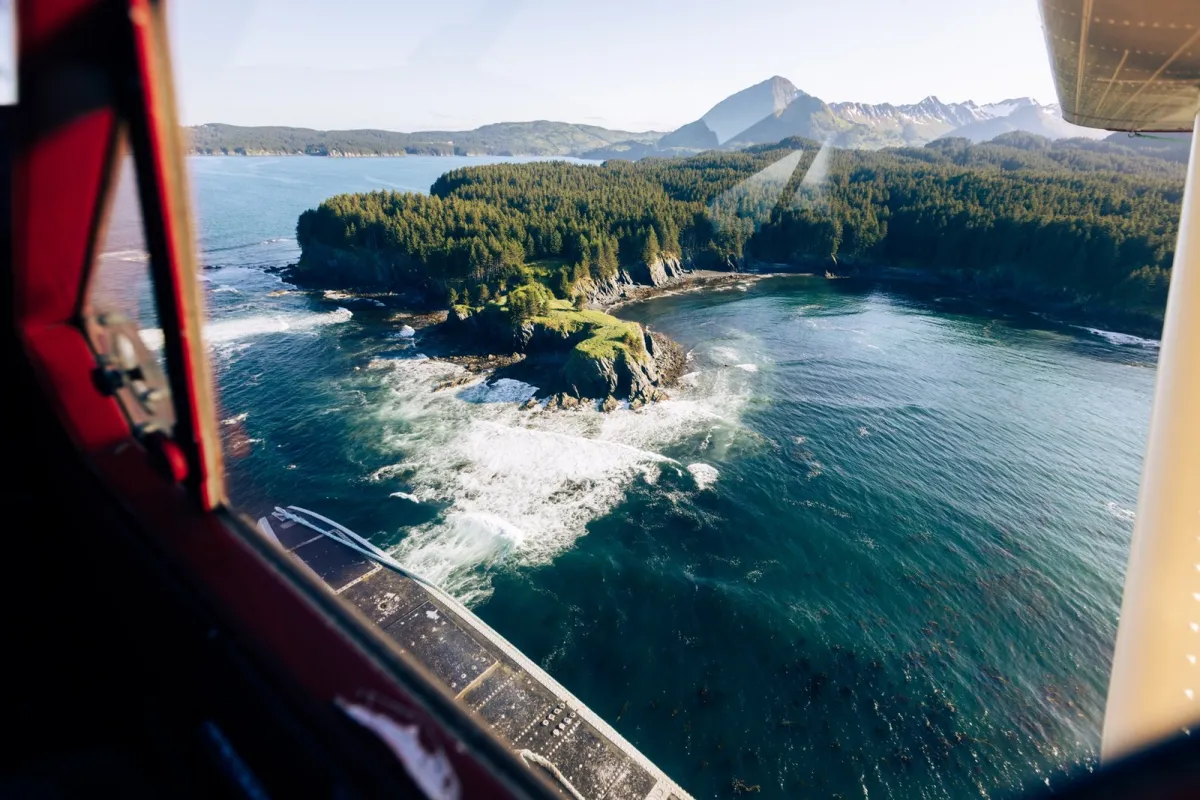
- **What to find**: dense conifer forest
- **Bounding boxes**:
[295,132,1184,324]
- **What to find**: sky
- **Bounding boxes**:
[169,0,1060,133]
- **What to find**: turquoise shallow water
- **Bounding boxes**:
[104,156,1156,798]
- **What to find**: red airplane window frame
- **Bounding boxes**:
[9,2,552,796]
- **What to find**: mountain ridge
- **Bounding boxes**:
[714,89,1104,152]
[186,79,1115,160]
[584,81,1107,159]
[185,121,665,157]
[941,103,1087,143]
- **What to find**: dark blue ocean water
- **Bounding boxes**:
[98,156,1156,798]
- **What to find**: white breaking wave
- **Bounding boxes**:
[1080,326,1160,349]
[365,357,749,605]
[400,512,526,592]
[1105,501,1136,522]
[204,308,353,345]
[687,463,720,490]
[734,363,758,372]
[139,308,353,352]
[390,491,421,503]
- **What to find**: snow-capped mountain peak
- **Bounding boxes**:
[649,79,1106,160]
[822,94,1075,146]
[978,97,1041,118]
[828,96,990,137]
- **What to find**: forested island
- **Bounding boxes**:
[291,131,1183,401]
[186,122,663,157]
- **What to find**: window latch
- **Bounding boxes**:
[88,310,176,437]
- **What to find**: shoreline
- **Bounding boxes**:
[293,265,1162,352]
[291,266,1161,404]
[599,264,1163,343]
[815,264,1163,341]
[841,266,1165,341]
[599,270,784,313]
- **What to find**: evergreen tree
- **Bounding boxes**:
[601,238,619,279]
[641,227,660,265]
[555,267,573,299]
[507,283,552,322]
[658,218,681,254]
[571,261,588,285]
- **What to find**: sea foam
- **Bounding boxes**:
[1080,326,1160,349]
[687,463,720,490]
[1105,501,1136,522]
[139,307,353,352]
[366,355,749,604]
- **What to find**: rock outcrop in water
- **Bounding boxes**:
[288,245,690,406]
[444,304,682,405]
[562,331,677,404]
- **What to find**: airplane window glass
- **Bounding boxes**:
[86,148,175,437]
[89,154,158,336]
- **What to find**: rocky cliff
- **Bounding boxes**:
[562,329,684,406]
[585,254,690,305]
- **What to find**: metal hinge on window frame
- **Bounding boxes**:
[87,309,176,438]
